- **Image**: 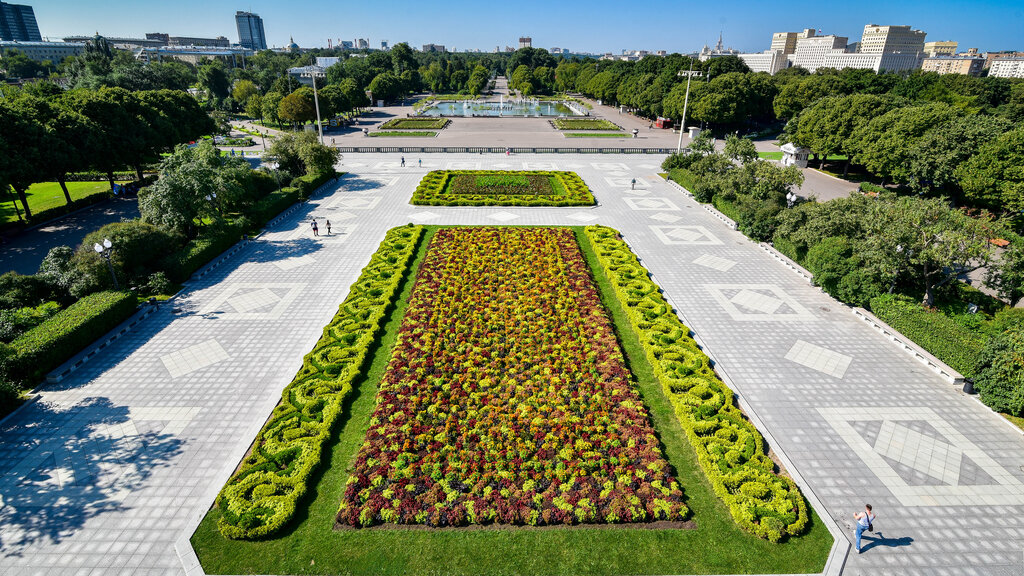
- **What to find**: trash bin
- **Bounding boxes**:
[962,378,975,394]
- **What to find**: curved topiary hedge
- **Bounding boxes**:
[215,225,424,539]
[584,225,809,542]
[412,170,595,206]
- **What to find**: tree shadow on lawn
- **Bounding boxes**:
[0,397,184,555]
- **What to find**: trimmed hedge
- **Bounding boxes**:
[712,194,742,224]
[667,168,698,192]
[251,187,301,226]
[160,225,243,284]
[869,294,986,377]
[412,170,595,206]
[552,118,621,131]
[585,225,809,542]
[379,118,450,130]
[6,291,137,385]
[216,225,424,539]
[289,172,336,198]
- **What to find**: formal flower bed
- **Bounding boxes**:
[215,225,424,539]
[584,225,809,542]
[552,118,621,131]
[337,227,686,528]
[379,118,451,130]
[368,131,437,137]
[412,170,595,206]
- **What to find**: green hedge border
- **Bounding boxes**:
[869,294,985,377]
[216,225,424,539]
[411,170,596,207]
[552,118,622,131]
[379,118,450,130]
[584,225,809,542]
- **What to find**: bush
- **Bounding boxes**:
[668,167,698,192]
[160,224,243,284]
[975,325,1024,416]
[0,301,61,342]
[75,221,184,293]
[712,194,742,223]
[4,291,136,386]
[250,187,301,226]
[289,171,336,199]
[985,308,1024,338]
[585,225,809,542]
[0,272,62,309]
[870,294,987,377]
[772,235,805,264]
[805,237,882,308]
[216,225,423,539]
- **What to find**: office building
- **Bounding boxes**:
[859,24,926,55]
[989,58,1024,78]
[422,43,445,53]
[169,35,229,47]
[235,11,266,51]
[519,37,531,49]
[64,34,164,48]
[0,40,83,62]
[924,41,957,57]
[921,55,985,76]
[737,50,788,74]
[0,1,40,41]
[381,40,388,50]
[791,35,848,71]
[316,56,341,68]
[770,28,815,55]
[355,38,368,49]
[985,51,1024,70]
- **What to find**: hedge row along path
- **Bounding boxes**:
[338,227,687,528]
[586,225,808,541]
[216,225,423,539]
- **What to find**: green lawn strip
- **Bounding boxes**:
[1001,413,1024,432]
[2,181,122,224]
[192,224,830,575]
[552,118,621,131]
[413,170,595,207]
[758,151,784,160]
[564,132,628,138]
[379,118,449,130]
[368,131,437,137]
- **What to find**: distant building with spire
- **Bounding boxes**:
[699,32,739,59]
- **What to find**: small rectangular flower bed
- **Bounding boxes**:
[412,170,595,206]
[552,118,621,131]
[379,118,451,130]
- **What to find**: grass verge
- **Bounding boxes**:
[191,225,833,575]
[2,181,120,224]
[368,131,438,137]
[564,132,628,138]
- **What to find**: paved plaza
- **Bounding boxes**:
[1,153,1023,575]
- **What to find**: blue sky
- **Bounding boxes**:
[34,0,1024,54]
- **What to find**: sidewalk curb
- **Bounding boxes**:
[851,307,965,386]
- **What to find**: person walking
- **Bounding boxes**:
[401,156,406,167]
[418,158,422,167]
[853,504,875,554]
[631,178,637,190]
[310,219,319,237]
[325,219,332,235]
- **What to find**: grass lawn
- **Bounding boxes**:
[379,118,450,130]
[758,151,784,160]
[564,132,628,138]
[412,171,595,206]
[552,118,621,131]
[2,181,118,225]
[191,225,833,575]
[1001,413,1024,432]
[368,131,437,137]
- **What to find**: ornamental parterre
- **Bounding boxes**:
[411,170,596,206]
[337,227,687,528]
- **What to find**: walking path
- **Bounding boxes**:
[0,154,1022,576]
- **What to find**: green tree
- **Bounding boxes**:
[0,97,47,218]
[278,88,316,126]
[724,134,758,164]
[261,91,283,124]
[0,49,48,79]
[368,71,402,103]
[791,94,896,174]
[263,130,336,177]
[244,94,263,121]
[906,115,1012,195]
[850,102,956,185]
[986,241,1024,307]
[974,325,1024,416]
[232,79,259,105]
[198,61,230,99]
[467,65,489,96]
[510,65,535,96]
[955,127,1024,212]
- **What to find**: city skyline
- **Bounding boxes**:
[31,0,1024,54]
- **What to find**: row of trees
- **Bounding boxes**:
[0,86,213,219]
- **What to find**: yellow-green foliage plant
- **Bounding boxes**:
[215,225,423,539]
[411,170,595,206]
[584,225,809,542]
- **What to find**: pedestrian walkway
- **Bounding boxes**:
[0,154,1022,576]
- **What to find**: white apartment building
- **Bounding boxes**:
[989,58,1024,78]
[859,24,926,55]
[791,35,848,72]
[737,50,788,74]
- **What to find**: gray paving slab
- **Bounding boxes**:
[0,153,1022,576]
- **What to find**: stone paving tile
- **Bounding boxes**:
[0,154,1022,576]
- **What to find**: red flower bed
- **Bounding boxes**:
[338,227,686,528]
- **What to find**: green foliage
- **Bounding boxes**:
[216,225,423,539]
[975,324,1024,416]
[805,237,882,308]
[869,294,986,377]
[551,118,620,130]
[264,131,338,179]
[4,291,136,386]
[378,118,449,130]
[160,224,242,284]
[724,135,758,164]
[412,170,595,207]
[368,131,436,137]
[0,301,61,342]
[585,225,809,542]
[0,272,61,310]
[278,87,316,125]
[955,127,1024,213]
[73,220,184,294]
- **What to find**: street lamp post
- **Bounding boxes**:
[786,191,798,208]
[676,61,700,153]
[205,192,219,216]
[93,238,118,290]
[308,59,325,145]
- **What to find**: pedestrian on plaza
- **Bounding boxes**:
[311,219,319,237]
[853,504,875,554]
[326,219,332,235]
[401,156,406,167]
[631,178,636,190]
[331,138,335,145]
[418,158,422,167]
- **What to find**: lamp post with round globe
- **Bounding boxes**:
[93,238,118,290]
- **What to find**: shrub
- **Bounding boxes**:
[160,224,243,284]
[985,308,1024,338]
[668,167,698,193]
[0,272,61,309]
[289,171,336,199]
[552,118,620,130]
[379,118,449,130]
[75,221,184,293]
[805,236,882,308]
[0,301,61,342]
[5,291,136,386]
[216,225,423,539]
[869,294,986,377]
[772,236,805,264]
[250,188,301,226]
[585,225,809,542]
[975,325,1024,416]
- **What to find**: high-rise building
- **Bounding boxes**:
[0,1,41,42]
[235,11,266,51]
[770,28,815,55]
[859,24,926,55]
[924,41,958,57]
[518,36,532,49]
[791,35,848,71]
